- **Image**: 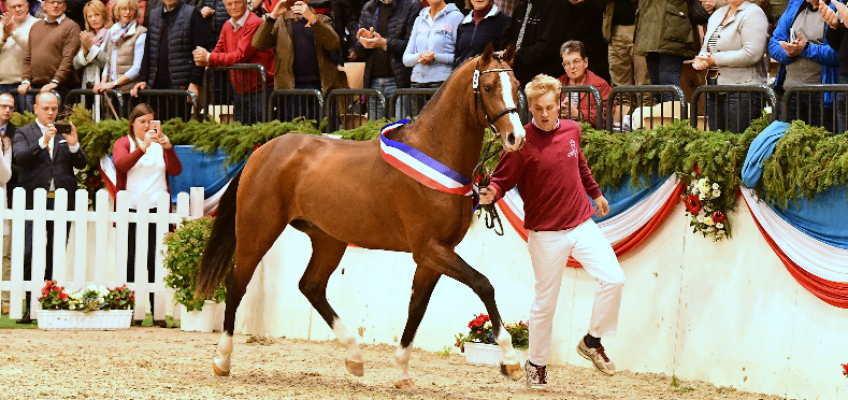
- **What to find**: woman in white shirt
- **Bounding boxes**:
[113,103,182,326]
[74,1,112,119]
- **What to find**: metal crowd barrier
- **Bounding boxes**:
[781,84,848,134]
[324,88,386,133]
[203,64,268,124]
[66,89,124,122]
[560,85,603,130]
[606,85,687,132]
[690,84,776,133]
[388,88,439,120]
[23,88,62,114]
[266,89,324,123]
[127,89,200,122]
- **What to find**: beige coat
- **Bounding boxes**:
[700,1,768,85]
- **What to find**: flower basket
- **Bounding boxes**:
[37,310,133,330]
[179,301,224,333]
[463,342,503,367]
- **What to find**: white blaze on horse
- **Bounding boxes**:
[196,44,526,387]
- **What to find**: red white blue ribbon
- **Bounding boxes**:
[379,120,474,196]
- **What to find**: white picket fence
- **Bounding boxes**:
[0,186,205,321]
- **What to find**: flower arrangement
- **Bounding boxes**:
[454,313,529,351]
[681,174,730,241]
[37,281,135,313]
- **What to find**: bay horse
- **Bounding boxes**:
[196,44,527,387]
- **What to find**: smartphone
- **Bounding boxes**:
[790,28,796,42]
[54,123,71,135]
[149,120,161,135]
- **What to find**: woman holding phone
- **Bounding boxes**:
[112,103,182,327]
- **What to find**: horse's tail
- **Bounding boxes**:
[197,169,243,298]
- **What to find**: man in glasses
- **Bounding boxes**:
[17,0,80,112]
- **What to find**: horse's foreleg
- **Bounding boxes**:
[296,225,360,376]
[394,267,442,388]
[413,245,523,381]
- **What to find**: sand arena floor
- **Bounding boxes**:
[0,328,784,399]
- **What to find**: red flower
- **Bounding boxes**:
[253,143,262,151]
[41,288,49,297]
[51,280,57,285]
[842,363,848,377]
[683,195,702,214]
[711,211,726,224]
[59,292,68,301]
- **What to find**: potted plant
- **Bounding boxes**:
[163,216,226,332]
[454,313,529,367]
[37,281,135,330]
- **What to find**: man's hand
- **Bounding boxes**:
[200,6,215,17]
[1,13,16,42]
[188,83,200,104]
[478,186,497,205]
[17,82,29,96]
[269,0,289,18]
[821,1,840,28]
[193,46,210,66]
[358,27,377,48]
[43,124,57,145]
[291,1,313,20]
[64,122,79,146]
[348,50,357,60]
[131,82,146,97]
[41,82,58,92]
[80,31,93,53]
[372,32,387,50]
[780,33,806,57]
[594,195,610,217]
[834,0,848,28]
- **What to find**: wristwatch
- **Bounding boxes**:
[51,79,59,84]
[21,80,30,86]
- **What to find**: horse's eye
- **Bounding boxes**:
[484,86,493,93]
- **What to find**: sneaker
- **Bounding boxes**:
[523,361,547,391]
[576,338,616,376]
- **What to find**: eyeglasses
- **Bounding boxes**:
[562,59,585,69]
[44,1,66,5]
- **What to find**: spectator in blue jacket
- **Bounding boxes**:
[402,0,463,88]
[770,0,839,130]
[453,0,510,68]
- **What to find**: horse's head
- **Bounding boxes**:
[473,43,525,152]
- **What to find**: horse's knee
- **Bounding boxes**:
[471,276,496,300]
[298,278,322,300]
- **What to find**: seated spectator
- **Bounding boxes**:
[769,0,838,130]
[253,0,341,121]
[499,0,569,85]
[18,0,81,111]
[112,103,181,327]
[354,0,422,119]
[94,0,147,96]
[193,0,275,124]
[691,0,768,133]
[0,0,37,112]
[74,1,112,90]
[557,40,612,128]
[402,0,462,88]
[132,0,215,121]
[453,0,510,68]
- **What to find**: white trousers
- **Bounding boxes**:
[527,219,625,366]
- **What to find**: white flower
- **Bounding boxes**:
[711,189,721,198]
[698,178,711,195]
[691,187,699,195]
[712,183,720,190]
[697,215,705,223]
[70,291,83,301]
[705,227,715,232]
[483,322,492,329]
[704,216,715,226]
[716,223,724,229]
[97,285,109,297]
[704,206,713,213]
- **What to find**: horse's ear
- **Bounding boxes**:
[504,44,516,64]
[481,43,494,63]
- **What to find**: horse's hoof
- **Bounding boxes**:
[345,359,364,377]
[500,363,523,381]
[394,379,416,389]
[212,361,230,377]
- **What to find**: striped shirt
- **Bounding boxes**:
[707,24,723,75]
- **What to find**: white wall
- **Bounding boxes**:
[234,201,845,400]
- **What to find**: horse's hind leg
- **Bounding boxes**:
[214,214,290,376]
[394,266,441,388]
[412,245,524,380]
[293,222,362,376]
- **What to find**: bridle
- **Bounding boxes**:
[473,55,519,135]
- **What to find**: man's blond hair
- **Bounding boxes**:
[524,74,560,105]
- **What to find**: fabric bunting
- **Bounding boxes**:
[99,145,244,215]
[497,174,685,267]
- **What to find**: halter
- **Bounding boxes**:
[473,55,519,135]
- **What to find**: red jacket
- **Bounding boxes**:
[112,136,183,199]
[490,119,602,232]
[558,70,612,128]
[209,13,275,95]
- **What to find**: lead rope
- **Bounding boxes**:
[472,136,504,236]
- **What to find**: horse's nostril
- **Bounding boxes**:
[507,133,516,145]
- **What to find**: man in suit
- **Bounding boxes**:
[12,91,86,324]
[0,92,15,315]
